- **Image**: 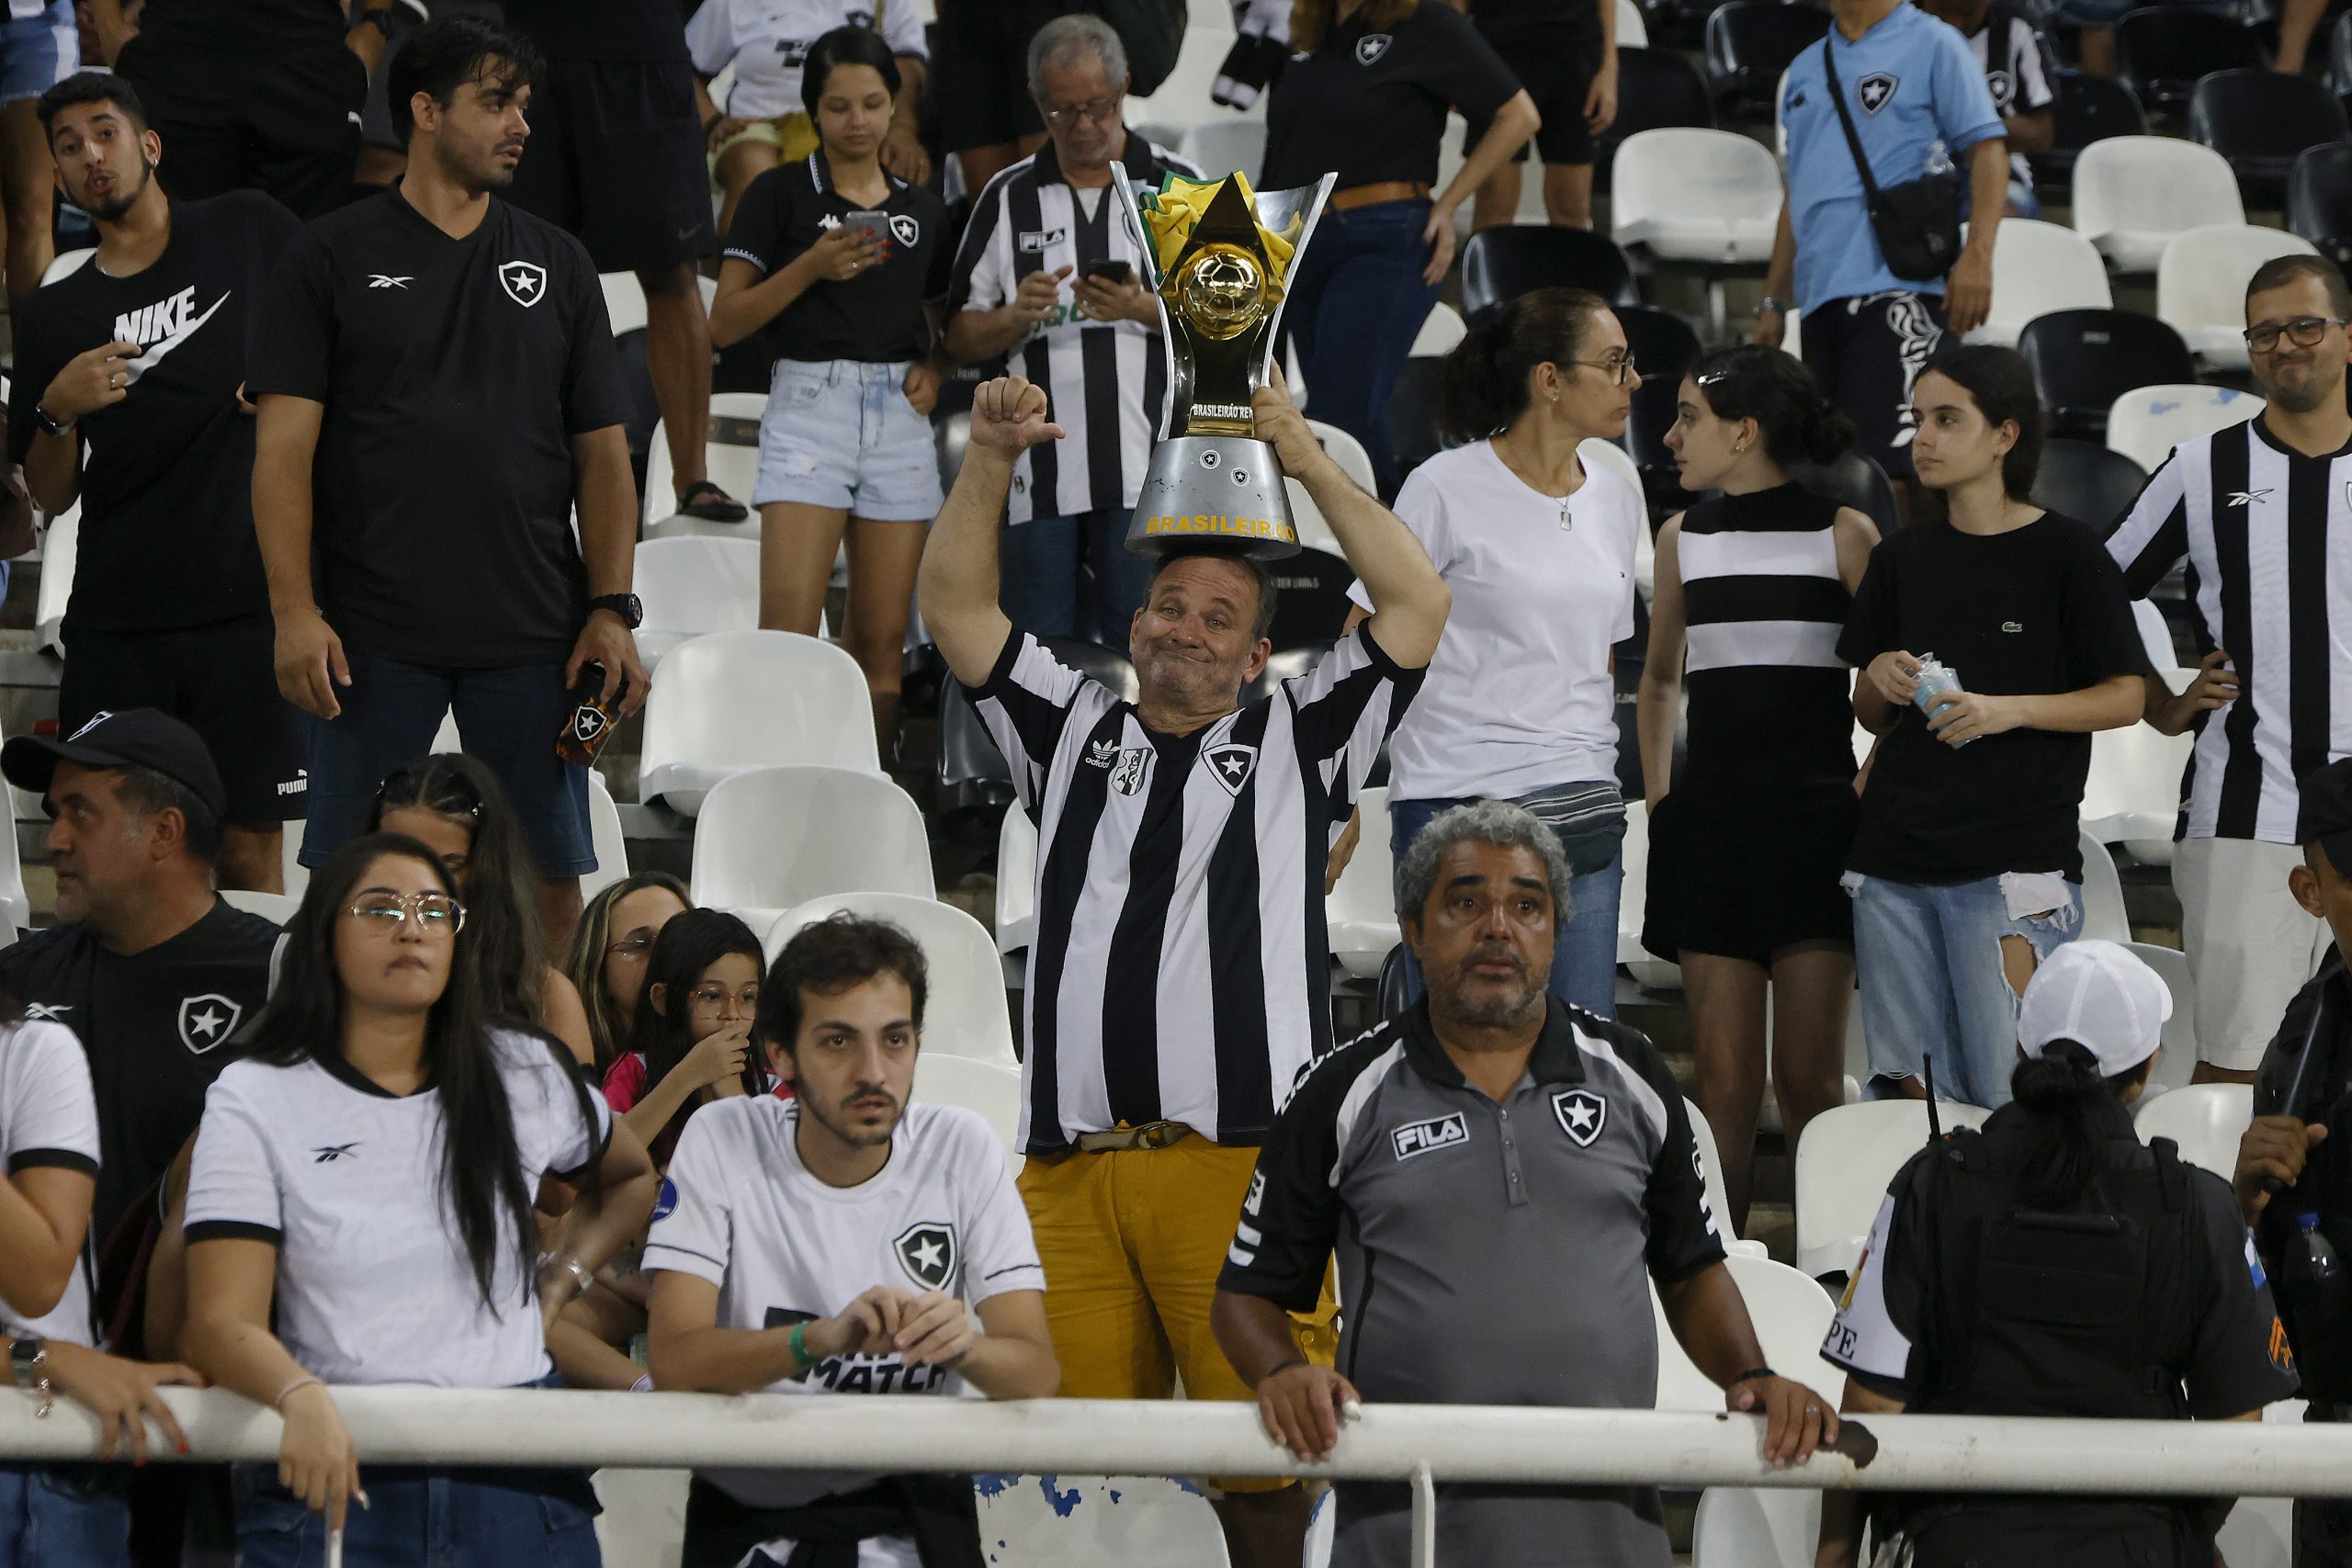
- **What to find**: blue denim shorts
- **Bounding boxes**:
[752,358,945,521]
[0,1462,130,1567]
[0,2,74,107]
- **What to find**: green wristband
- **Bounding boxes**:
[788,1320,812,1371]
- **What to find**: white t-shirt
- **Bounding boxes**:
[1351,441,1642,802]
[687,0,930,122]
[0,1021,99,1347]
[643,1095,1045,1535]
[184,1031,610,1388]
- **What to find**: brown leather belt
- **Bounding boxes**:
[1072,1121,1197,1152]
[1329,180,1432,212]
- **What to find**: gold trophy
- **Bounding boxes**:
[1118,166,1336,559]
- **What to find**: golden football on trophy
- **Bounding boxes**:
[1176,245,1267,342]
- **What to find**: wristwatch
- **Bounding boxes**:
[33,404,73,437]
[1755,297,1790,318]
[10,1336,51,1416]
[588,592,643,629]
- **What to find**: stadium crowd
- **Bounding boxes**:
[0,0,2346,1565]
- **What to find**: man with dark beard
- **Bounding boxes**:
[9,73,304,895]
[1214,800,1840,1568]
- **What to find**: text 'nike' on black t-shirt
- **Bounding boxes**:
[9,193,301,634]
[1262,0,1521,191]
[0,901,279,1247]
[724,154,952,365]
[1837,512,2152,885]
[132,0,345,56]
[247,188,625,668]
[503,0,692,63]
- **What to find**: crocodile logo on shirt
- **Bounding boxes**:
[1857,73,1898,113]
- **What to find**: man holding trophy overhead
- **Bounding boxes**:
[918,168,1450,1567]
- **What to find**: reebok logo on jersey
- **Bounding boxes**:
[1391,1112,1469,1161]
[2227,489,2272,507]
[1553,1089,1607,1147]
[311,1143,359,1163]
[110,288,229,388]
[1857,73,1898,113]
[367,274,413,289]
[178,993,243,1055]
[20,1002,70,1021]
[1204,742,1258,796]
[498,260,548,308]
[895,1222,957,1291]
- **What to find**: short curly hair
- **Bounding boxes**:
[1394,799,1575,928]
[756,912,930,1055]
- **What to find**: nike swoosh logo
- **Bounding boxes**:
[120,292,229,385]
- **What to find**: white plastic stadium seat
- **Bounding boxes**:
[2105,384,2264,474]
[689,765,934,909]
[1188,0,1234,30]
[2133,1081,2252,1179]
[580,773,630,902]
[638,630,879,816]
[1683,1096,1759,1254]
[1617,0,1649,46]
[598,271,650,338]
[40,248,94,286]
[2158,224,2322,370]
[1173,118,1266,181]
[1281,479,1345,555]
[0,755,31,931]
[1653,1253,1840,1411]
[1611,130,1781,266]
[2081,712,2189,861]
[1962,218,2114,347]
[1692,1487,1822,1568]
[996,804,1038,957]
[281,833,309,901]
[1327,786,1399,981]
[2133,941,2199,1096]
[35,502,74,655]
[219,889,300,924]
[768,891,1017,1067]
[1410,300,1467,358]
[2071,137,2245,275]
[633,536,762,669]
[975,1474,1230,1568]
[643,391,765,539]
[911,1055,1023,1158]
[1794,1100,1993,1280]
[1307,419,1377,494]
[1617,801,1684,992]
[2078,828,2131,943]
[2216,1494,2293,1568]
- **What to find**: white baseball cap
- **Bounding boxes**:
[2017,940,2174,1078]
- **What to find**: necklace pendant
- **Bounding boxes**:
[1559,502,1574,532]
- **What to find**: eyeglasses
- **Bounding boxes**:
[687,985,760,1017]
[1570,353,1638,386]
[346,890,466,935]
[1040,94,1122,128]
[2245,316,2348,354]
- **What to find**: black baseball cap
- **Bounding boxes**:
[1,708,227,820]
[2298,757,2352,876]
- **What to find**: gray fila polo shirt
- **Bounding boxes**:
[1219,998,1725,1568]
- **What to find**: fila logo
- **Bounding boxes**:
[1018,227,1069,253]
[1857,73,1898,113]
[311,1143,359,1164]
[1553,1089,1607,1147]
[889,213,922,248]
[366,274,413,289]
[2226,489,2273,507]
[1391,1112,1469,1161]
[498,260,548,307]
[67,712,112,741]
[1204,741,1258,796]
[1354,32,1391,63]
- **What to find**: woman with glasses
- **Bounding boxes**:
[367,753,594,1066]
[182,831,659,1560]
[1342,286,1644,1016]
[1262,0,1539,497]
[1636,345,1879,1232]
[711,25,956,765]
[564,873,695,1075]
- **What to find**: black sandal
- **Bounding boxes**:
[675,480,749,522]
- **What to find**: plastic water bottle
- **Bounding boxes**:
[1911,654,1972,747]
[1924,140,1953,177]
[2278,1213,2351,1397]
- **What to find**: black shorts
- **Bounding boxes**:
[504,59,715,273]
[1465,28,1602,166]
[932,0,1060,153]
[115,37,364,220]
[59,615,305,827]
[1798,290,1950,482]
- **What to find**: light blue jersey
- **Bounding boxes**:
[1778,2,2004,315]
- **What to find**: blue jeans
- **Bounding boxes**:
[0,1464,130,1568]
[1851,873,2085,1110]
[232,1469,600,1568]
[1001,506,1153,648]
[300,652,594,877]
[1284,199,1442,498]
[1388,794,1623,1019]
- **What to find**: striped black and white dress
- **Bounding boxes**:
[1644,483,1860,964]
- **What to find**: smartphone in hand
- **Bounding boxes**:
[842,209,892,259]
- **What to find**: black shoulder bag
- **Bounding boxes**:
[1818,36,1963,283]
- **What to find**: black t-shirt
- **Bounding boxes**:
[503,0,692,62]
[0,903,279,1247]
[1836,512,2150,884]
[1263,0,1521,190]
[131,0,345,56]
[722,155,951,365]
[1468,0,1605,47]
[8,193,302,636]
[246,188,625,667]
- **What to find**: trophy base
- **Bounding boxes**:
[1125,435,1302,559]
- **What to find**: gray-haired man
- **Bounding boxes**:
[1213,801,1838,1568]
[941,14,1201,648]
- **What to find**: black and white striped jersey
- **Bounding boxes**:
[967,626,1421,1151]
[944,137,1199,525]
[2105,417,2352,844]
